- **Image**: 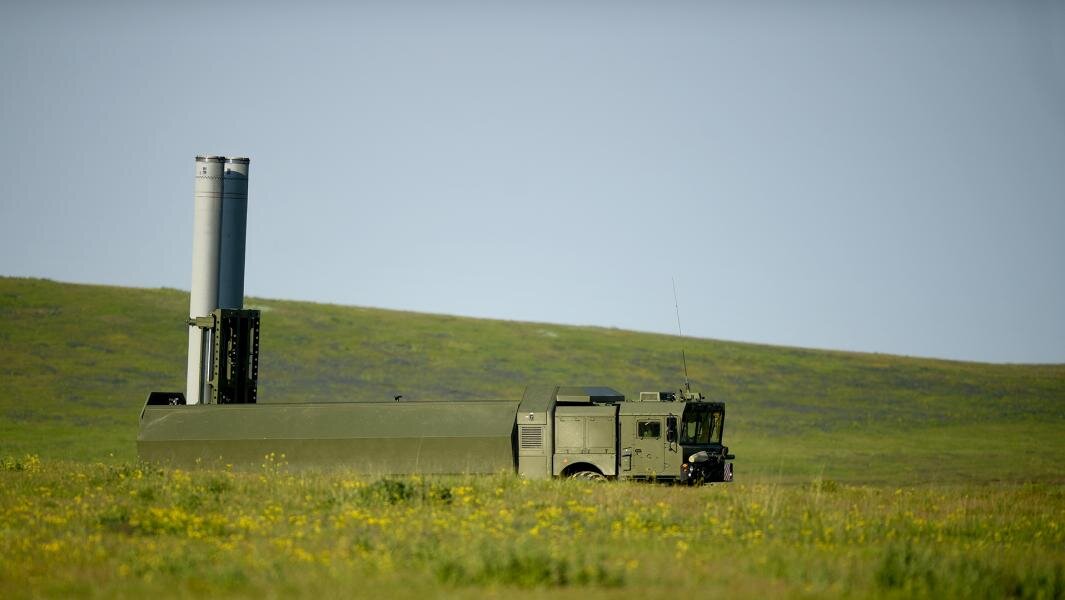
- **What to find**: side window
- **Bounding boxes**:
[637,420,661,439]
[710,412,723,443]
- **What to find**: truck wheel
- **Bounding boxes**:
[568,470,606,482]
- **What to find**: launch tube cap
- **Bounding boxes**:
[195,155,225,163]
[225,157,250,164]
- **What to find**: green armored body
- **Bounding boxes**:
[139,313,734,483]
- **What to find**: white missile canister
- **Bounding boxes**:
[186,155,225,405]
[218,157,250,310]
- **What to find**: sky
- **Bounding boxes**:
[1,1,1063,364]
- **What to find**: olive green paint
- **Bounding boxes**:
[138,400,519,474]
[139,386,733,482]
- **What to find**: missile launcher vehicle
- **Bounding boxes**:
[137,156,735,483]
[140,378,735,483]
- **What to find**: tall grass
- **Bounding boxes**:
[1,457,1062,598]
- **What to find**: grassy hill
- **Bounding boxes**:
[1,276,1062,483]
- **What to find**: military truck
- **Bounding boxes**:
[140,382,734,484]
[139,310,734,483]
[142,157,735,482]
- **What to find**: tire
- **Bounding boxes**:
[568,469,606,482]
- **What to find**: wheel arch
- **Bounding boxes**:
[559,462,605,478]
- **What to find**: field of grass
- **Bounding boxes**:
[1,276,1063,597]
[1,460,1062,599]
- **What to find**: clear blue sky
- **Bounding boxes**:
[1,1,1063,363]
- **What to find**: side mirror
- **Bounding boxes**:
[666,416,677,443]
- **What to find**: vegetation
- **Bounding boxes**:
[1,460,1062,599]
[0,276,1063,597]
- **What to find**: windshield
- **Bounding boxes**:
[680,406,723,444]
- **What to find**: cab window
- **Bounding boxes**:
[684,419,698,441]
[637,420,661,439]
[708,411,722,443]
[680,407,724,444]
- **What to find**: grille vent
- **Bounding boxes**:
[520,426,544,450]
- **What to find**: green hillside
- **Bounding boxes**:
[1,276,1062,483]
[2,276,1064,598]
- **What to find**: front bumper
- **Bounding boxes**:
[680,460,734,484]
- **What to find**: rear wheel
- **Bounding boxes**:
[568,469,606,482]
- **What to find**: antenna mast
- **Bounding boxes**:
[672,277,691,393]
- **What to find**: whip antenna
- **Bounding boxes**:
[672,277,691,393]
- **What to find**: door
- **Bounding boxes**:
[631,418,663,477]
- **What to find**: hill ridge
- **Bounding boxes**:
[6,275,1058,367]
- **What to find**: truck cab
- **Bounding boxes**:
[675,394,734,483]
[516,385,734,483]
[619,390,734,483]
